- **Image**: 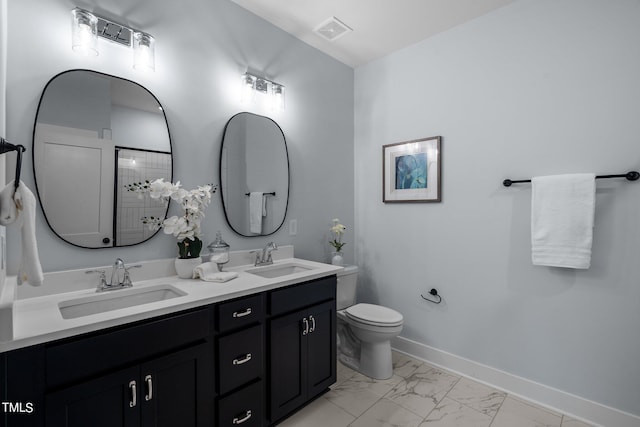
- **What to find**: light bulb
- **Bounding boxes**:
[271,84,285,111]
[133,32,155,72]
[71,9,98,56]
[240,74,255,104]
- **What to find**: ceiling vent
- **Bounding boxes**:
[314,16,353,42]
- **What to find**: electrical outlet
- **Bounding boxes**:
[289,219,297,236]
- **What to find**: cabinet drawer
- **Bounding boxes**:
[218,381,263,427]
[217,294,264,333]
[46,308,211,388]
[269,276,336,316]
[218,325,263,394]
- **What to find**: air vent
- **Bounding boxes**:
[314,16,353,42]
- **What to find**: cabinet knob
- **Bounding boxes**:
[232,409,252,425]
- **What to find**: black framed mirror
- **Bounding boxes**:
[220,112,289,236]
[32,69,172,248]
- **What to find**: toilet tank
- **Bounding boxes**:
[336,265,358,310]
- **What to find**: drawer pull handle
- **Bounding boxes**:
[144,374,153,401]
[309,315,316,333]
[233,308,252,318]
[302,317,309,335]
[129,380,137,408]
[233,409,252,425]
[233,353,252,365]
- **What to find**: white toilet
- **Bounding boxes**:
[336,266,404,379]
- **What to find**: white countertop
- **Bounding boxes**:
[0,253,343,353]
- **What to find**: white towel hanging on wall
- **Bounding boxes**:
[0,180,44,285]
[249,192,264,234]
[531,173,595,269]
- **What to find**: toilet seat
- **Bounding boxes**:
[345,303,404,327]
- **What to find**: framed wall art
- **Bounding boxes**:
[383,136,441,203]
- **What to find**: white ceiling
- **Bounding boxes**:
[231,0,514,68]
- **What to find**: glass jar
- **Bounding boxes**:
[207,231,230,271]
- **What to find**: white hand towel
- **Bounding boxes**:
[249,192,264,234]
[531,173,595,269]
[0,180,44,285]
[192,262,238,282]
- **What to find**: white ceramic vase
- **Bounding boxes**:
[174,256,202,279]
[331,252,344,266]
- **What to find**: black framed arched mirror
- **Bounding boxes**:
[220,112,289,236]
[32,69,172,248]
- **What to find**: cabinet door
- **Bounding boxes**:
[269,308,307,422]
[140,343,214,427]
[45,366,140,427]
[306,300,336,399]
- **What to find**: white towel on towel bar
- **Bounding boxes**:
[0,180,44,285]
[531,173,595,269]
[249,192,264,234]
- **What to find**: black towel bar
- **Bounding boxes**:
[503,171,640,187]
[244,192,276,196]
[0,138,27,190]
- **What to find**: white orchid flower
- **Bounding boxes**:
[126,179,218,256]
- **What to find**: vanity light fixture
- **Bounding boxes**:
[71,8,98,56]
[133,31,155,72]
[240,72,285,111]
[70,7,155,72]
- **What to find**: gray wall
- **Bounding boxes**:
[4,0,354,271]
[354,0,640,417]
[0,0,6,287]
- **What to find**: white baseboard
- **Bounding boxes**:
[392,336,640,427]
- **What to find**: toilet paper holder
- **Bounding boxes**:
[421,288,441,304]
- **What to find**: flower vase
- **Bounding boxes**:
[175,256,202,279]
[331,251,344,266]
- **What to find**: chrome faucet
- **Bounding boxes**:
[111,258,126,289]
[86,258,141,292]
[252,242,278,266]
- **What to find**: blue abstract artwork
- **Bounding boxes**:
[395,153,427,189]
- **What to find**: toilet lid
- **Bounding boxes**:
[345,303,404,327]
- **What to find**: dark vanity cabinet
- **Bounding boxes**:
[268,277,337,423]
[1,275,337,427]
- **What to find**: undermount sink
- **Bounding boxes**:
[59,284,187,320]
[245,262,314,279]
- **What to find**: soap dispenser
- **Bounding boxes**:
[208,231,230,271]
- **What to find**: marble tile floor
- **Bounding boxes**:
[277,351,595,427]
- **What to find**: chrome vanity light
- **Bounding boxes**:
[240,72,286,111]
[70,7,155,72]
